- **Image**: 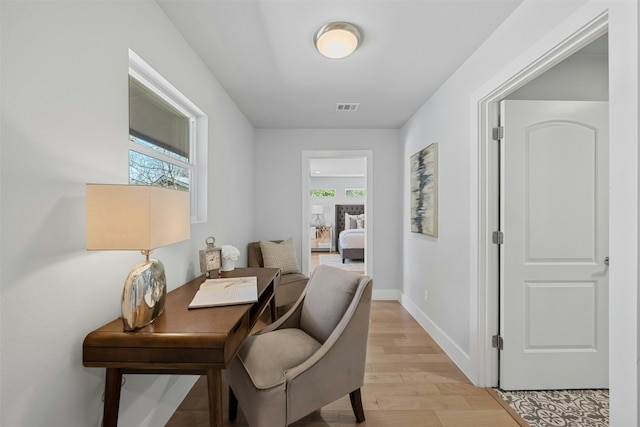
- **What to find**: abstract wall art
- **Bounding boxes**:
[410,143,438,237]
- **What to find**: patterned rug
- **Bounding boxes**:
[495,389,609,427]
[318,253,365,272]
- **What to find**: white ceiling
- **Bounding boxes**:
[158,0,524,129]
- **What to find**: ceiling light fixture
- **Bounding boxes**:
[314,22,361,59]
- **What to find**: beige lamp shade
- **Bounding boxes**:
[86,184,191,251]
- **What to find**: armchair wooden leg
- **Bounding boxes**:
[349,388,365,423]
[228,387,238,421]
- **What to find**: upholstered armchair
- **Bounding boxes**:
[225,265,373,427]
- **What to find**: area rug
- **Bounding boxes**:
[494,389,609,427]
[318,253,364,272]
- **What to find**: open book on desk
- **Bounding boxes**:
[188,276,258,309]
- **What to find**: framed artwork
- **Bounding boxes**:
[410,143,438,237]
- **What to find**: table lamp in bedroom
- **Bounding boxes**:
[311,205,324,226]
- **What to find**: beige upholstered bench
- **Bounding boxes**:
[247,240,309,317]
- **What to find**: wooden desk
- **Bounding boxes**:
[83,267,281,427]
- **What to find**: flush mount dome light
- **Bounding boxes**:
[314,22,361,59]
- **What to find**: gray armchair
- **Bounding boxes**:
[225,265,373,427]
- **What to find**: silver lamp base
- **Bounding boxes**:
[121,257,167,331]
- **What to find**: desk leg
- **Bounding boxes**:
[206,369,223,427]
[102,368,122,427]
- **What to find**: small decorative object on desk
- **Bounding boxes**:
[221,244,240,271]
[199,237,222,278]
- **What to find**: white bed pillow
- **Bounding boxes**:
[344,213,365,230]
[260,238,300,274]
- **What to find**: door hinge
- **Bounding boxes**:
[492,126,504,141]
[492,335,504,350]
[492,230,504,245]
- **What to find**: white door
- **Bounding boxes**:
[500,100,609,390]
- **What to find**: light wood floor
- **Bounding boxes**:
[166,301,526,427]
[310,250,330,271]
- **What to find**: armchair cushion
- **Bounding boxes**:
[300,265,360,343]
[237,329,321,389]
[259,238,300,274]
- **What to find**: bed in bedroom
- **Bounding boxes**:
[334,204,365,263]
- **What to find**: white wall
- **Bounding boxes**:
[401,1,638,424]
[254,129,402,292]
[1,2,255,426]
[309,176,366,225]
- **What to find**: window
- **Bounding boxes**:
[310,189,335,197]
[129,50,207,222]
[345,188,365,197]
[129,76,192,191]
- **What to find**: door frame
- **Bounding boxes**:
[474,13,608,387]
[300,150,373,276]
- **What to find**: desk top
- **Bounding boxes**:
[82,267,279,370]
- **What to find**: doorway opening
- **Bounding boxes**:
[301,150,373,277]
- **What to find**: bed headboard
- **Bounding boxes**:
[334,204,365,249]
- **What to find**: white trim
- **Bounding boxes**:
[301,150,373,278]
[128,49,208,223]
[118,376,197,427]
[128,140,191,170]
[401,293,472,376]
[373,289,401,301]
[471,10,608,388]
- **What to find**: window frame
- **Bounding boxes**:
[128,50,208,223]
[345,188,365,198]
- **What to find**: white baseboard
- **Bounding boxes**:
[118,375,198,427]
[373,289,401,300]
[141,376,197,427]
[399,294,473,381]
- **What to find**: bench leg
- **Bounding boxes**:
[269,297,277,322]
[228,386,238,420]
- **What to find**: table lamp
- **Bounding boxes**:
[311,205,324,226]
[86,184,191,331]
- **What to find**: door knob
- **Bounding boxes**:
[604,256,609,266]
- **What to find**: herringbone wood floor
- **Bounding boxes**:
[166,300,525,426]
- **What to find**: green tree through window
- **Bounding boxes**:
[310,189,335,197]
[346,189,365,197]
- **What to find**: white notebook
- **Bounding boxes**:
[188,276,258,309]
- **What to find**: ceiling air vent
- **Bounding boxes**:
[336,103,360,112]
